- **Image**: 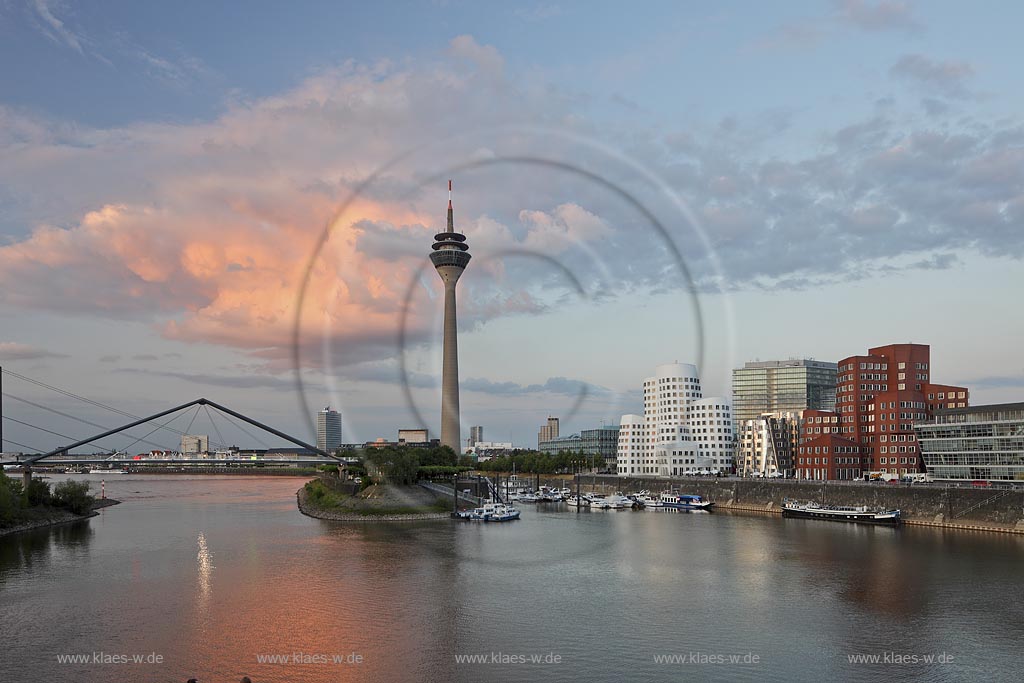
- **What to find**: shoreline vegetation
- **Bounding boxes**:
[297,479,452,522]
[1,473,121,538]
[296,443,470,522]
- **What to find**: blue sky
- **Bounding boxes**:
[1,1,1023,451]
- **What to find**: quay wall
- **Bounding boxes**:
[549,475,1024,533]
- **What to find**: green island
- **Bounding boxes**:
[1,472,114,537]
[297,444,474,521]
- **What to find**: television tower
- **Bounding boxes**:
[430,180,471,453]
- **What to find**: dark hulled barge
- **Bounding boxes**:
[782,499,901,526]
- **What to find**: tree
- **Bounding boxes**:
[364,446,420,485]
[0,473,22,525]
[26,478,52,507]
[52,480,94,515]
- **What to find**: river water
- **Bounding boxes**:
[1,474,1021,683]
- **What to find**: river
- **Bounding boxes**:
[1,474,1021,682]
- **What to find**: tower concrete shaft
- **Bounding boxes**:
[429,181,470,453]
[440,276,461,451]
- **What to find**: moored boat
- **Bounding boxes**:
[455,502,521,522]
[565,494,590,508]
[659,492,714,511]
[782,500,901,525]
[630,491,664,509]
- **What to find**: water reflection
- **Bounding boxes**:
[196,532,214,601]
[0,476,1022,683]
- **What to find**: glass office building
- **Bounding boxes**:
[732,360,838,425]
[916,402,1024,481]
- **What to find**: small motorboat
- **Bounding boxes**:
[456,502,521,522]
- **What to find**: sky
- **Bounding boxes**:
[1,0,1023,452]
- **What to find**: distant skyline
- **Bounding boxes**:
[2,1,1023,451]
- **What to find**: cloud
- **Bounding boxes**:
[834,0,921,32]
[0,342,68,361]
[462,375,614,397]
[29,0,85,53]
[1,38,1022,370]
[514,4,564,22]
[890,54,975,98]
[962,374,1024,390]
[447,35,504,77]
[114,367,308,391]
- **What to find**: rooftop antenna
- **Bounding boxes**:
[447,179,454,232]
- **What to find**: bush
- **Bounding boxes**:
[26,479,51,507]
[51,480,94,515]
[0,474,21,525]
[317,464,339,474]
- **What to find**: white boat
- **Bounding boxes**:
[630,491,664,509]
[536,486,563,502]
[88,468,128,474]
[456,502,521,522]
[565,494,590,508]
[606,493,635,510]
[588,493,612,509]
[659,492,714,510]
[516,492,539,503]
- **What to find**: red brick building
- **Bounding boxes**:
[835,344,968,478]
[795,409,866,480]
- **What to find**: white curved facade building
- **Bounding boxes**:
[617,362,735,476]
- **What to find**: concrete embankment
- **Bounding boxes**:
[0,498,121,538]
[579,476,1024,534]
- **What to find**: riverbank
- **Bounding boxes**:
[296,480,451,522]
[0,498,121,538]
[54,467,320,476]
[580,475,1024,534]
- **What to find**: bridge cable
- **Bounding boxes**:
[203,405,228,451]
[2,415,121,452]
[3,437,44,453]
[2,392,168,451]
[182,406,200,439]
[209,405,272,449]
[1,371,232,450]
[120,405,200,455]
[1,369,138,420]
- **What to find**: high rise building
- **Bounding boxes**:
[180,434,209,455]
[616,362,734,476]
[469,425,483,447]
[731,359,837,424]
[316,407,342,454]
[834,343,968,477]
[537,416,559,448]
[430,180,471,453]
